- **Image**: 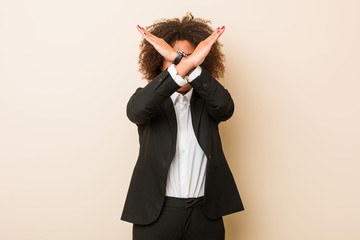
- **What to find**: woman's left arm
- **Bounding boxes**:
[189,68,234,122]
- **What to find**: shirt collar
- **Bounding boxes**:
[170,87,194,104]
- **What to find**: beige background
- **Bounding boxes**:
[1,0,359,239]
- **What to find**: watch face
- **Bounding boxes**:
[177,50,187,57]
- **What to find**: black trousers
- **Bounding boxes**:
[133,196,225,240]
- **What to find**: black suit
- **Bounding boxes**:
[121,67,244,225]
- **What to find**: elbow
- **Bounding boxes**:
[210,99,235,122]
[126,102,154,125]
[127,104,146,125]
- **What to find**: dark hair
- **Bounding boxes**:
[138,12,225,82]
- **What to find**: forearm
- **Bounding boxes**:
[127,69,180,124]
[173,57,197,78]
[189,68,234,122]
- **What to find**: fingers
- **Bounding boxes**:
[137,25,149,37]
[137,25,154,46]
[137,25,143,33]
[137,25,161,46]
[217,26,225,37]
[137,25,157,39]
[209,26,225,42]
[201,26,225,47]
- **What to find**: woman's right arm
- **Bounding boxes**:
[126,68,180,125]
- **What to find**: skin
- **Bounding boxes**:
[136,24,225,95]
[160,40,195,95]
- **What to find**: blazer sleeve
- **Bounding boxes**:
[189,68,235,122]
[127,68,181,125]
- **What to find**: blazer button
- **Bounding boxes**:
[202,82,207,87]
[158,78,163,82]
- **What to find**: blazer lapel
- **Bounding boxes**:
[160,91,204,144]
[190,90,205,138]
[160,97,177,143]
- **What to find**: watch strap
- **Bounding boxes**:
[173,50,187,65]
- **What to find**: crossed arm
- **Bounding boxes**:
[127,25,233,124]
[136,25,225,78]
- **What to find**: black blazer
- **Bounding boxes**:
[121,67,244,225]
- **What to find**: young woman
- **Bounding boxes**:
[121,12,244,240]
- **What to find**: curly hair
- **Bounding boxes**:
[138,12,225,82]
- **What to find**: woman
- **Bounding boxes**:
[121,12,244,240]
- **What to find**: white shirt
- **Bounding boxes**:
[165,64,208,198]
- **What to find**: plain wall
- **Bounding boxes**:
[1,0,359,239]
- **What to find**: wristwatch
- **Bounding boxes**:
[173,50,188,65]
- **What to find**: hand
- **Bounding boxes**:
[187,26,225,66]
[137,25,178,62]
